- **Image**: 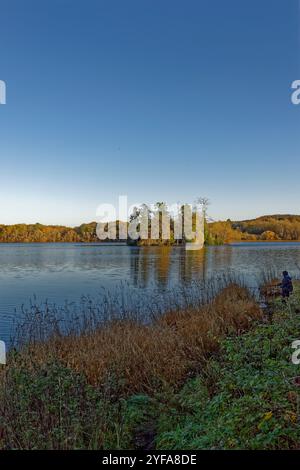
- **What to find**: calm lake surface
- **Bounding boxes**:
[1,242,300,343]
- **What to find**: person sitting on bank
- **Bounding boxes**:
[278,271,293,301]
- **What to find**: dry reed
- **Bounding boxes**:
[5,284,262,395]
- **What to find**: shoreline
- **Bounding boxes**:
[1,280,300,449]
[0,240,299,245]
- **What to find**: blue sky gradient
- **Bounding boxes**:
[0,0,299,225]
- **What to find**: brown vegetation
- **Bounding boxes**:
[5,285,262,396]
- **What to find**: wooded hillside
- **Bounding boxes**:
[1,215,300,243]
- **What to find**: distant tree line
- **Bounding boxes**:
[1,214,300,244]
[0,223,98,243]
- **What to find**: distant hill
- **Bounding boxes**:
[235,214,300,224]
[208,214,300,244]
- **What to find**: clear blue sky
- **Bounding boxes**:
[0,0,299,225]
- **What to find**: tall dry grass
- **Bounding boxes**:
[0,282,264,449]
[5,284,262,395]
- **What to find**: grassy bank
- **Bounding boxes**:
[155,290,300,449]
[0,282,299,449]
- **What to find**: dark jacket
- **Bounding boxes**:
[280,274,293,293]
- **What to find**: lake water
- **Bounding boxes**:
[1,242,300,344]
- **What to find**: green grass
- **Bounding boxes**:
[150,290,300,449]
